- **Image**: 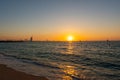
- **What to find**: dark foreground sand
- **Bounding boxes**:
[0,64,48,80]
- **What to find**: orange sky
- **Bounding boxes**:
[0,0,120,41]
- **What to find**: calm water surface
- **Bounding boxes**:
[0,41,120,80]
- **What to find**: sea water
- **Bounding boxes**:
[0,41,120,80]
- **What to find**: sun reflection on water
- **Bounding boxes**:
[60,65,78,80]
[66,42,74,54]
[63,66,78,76]
[62,76,72,80]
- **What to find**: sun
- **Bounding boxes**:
[67,35,74,41]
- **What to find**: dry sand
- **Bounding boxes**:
[0,64,48,80]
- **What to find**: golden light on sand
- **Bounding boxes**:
[67,35,74,41]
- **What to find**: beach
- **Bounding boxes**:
[0,41,120,80]
[0,64,48,80]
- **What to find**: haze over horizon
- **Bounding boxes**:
[0,0,120,41]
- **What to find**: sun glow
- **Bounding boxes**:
[67,35,74,41]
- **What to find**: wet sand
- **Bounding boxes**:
[0,64,48,80]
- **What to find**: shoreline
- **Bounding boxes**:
[0,64,48,80]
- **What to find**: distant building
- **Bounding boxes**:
[30,37,33,42]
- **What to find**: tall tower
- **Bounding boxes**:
[30,36,33,42]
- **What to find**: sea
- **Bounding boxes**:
[0,41,120,80]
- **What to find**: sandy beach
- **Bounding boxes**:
[0,64,48,80]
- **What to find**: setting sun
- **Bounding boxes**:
[67,35,74,41]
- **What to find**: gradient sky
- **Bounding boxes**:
[0,0,120,41]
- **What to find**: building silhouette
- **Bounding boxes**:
[30,37,33,42]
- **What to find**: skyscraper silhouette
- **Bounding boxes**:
[30,37,33,42]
